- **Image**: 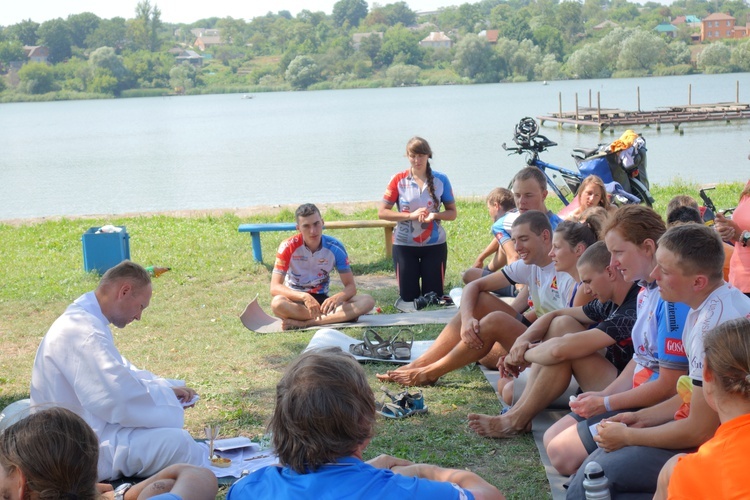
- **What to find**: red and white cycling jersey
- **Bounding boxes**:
[273,234,351,295]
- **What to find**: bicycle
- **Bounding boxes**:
[502,117,654,207]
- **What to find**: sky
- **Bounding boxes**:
[0,0,460,27]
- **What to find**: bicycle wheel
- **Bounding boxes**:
[630,181,653,208]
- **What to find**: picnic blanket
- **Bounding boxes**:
[240,298,457,334]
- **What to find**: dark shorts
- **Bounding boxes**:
[310,293,328,305]
[565,445,696,499]
[482,266,519,297]
[571,410,628,454]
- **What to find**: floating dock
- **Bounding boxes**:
[538,82,750,132]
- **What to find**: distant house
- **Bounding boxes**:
[593,20,618,31]
[190,28,220,38]
[478,29,499,43]
[194,35,223,51]
[419,31,452,48]
[655,23,678,37]
[672,15,701,27]
[23,46,49,64]
[175,50,203,66]
[700,13,749,41]
[352,32,383,51]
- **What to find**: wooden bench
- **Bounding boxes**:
[239,220,397,263]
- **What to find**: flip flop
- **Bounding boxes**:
[388,328,414,360]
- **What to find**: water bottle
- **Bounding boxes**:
[146,266,171,277]
[582,461,611,500]
[553,174,572,198]
[449,287,462,307]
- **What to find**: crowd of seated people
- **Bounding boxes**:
[6,171,750,499]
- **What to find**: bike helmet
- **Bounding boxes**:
[514,117,539,144]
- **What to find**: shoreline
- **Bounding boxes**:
[0,197,486,227]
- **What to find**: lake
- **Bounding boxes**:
[1,72,749,220]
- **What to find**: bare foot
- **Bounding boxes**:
[467,412,531,438]
[387,368,437,387]
[281,318,310,330]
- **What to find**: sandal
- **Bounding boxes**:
[349,329,392,359]
[388,328,414,360]
[377,387,428,419]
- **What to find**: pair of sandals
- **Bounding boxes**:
[377,386,428,419]
[348,328,413,360]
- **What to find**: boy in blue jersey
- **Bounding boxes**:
[463,187,515,283]
[227,348,504,500]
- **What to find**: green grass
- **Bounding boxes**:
[0,181,743,499]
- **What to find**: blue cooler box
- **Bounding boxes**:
[82,226,130,273]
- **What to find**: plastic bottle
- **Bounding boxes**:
[582,461,611,500]
[146,266,171,277]
[449,287,463,308]
[552,174,572,198]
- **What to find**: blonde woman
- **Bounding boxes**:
[568,175,616,220]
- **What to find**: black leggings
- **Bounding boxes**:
[392,243,448,302]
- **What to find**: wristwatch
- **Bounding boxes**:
[114,483,133,500]
[741,230,750,247]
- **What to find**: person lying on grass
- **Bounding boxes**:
[376,210,578,387]
[270,203,375,330]
[227,347,504,500]
[468,241,639,439]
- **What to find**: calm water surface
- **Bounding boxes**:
[1,73,749,220]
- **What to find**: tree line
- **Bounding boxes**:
[1,0,749,99]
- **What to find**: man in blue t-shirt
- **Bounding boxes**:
[227,348,504,500]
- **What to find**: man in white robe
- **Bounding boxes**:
[30,261,206,480]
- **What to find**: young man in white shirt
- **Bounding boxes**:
[377,210,574,387]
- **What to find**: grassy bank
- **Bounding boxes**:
[0,181,743,498]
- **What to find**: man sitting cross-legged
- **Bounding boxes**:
[467,241,639,438]
[270,203,375,330]
[377,210,574,387]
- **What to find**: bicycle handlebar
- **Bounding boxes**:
[502,134,557,154]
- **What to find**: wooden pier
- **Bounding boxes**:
[538,82,750,132]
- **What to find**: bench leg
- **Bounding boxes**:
[384,227,393,259]
[251,232,263,263]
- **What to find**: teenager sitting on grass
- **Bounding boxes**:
[0,407,217,500]
[493,218,602,401]
[463,187,516,283]
[376,210,575,387]
[655,318,750,499]
[270,203,375,330]
[463,168,563,297]
[468,241,639,439]
[565,223,750,499]
[543,205,690,477]
[227,348,504,500]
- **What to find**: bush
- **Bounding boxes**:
[652,64,693,76]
